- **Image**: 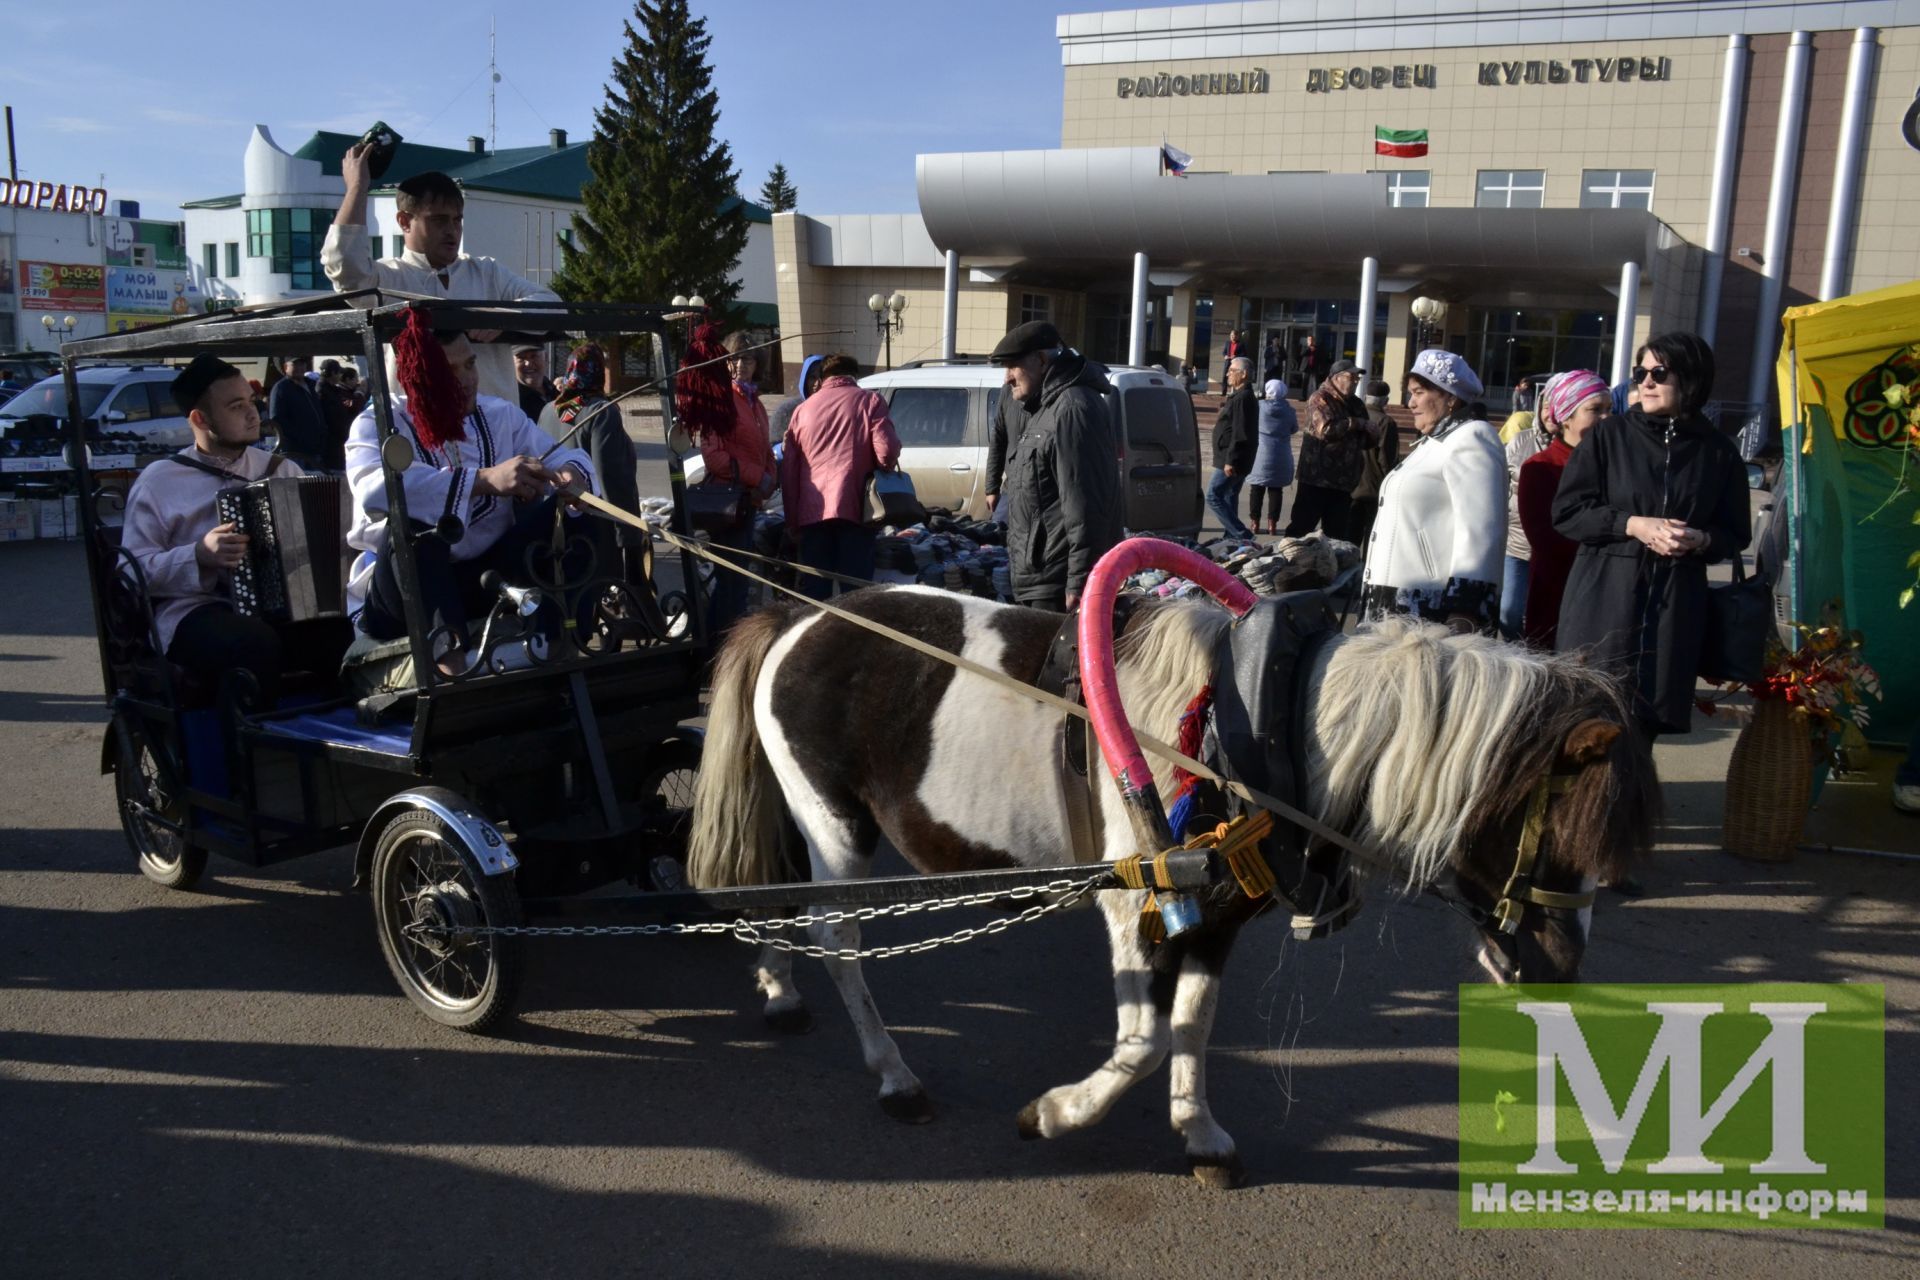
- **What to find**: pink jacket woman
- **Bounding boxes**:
[781,373,901,529]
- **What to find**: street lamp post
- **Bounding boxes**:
[867,291,908,371]
[40,313,77,349]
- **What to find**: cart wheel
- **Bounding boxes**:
[639,738,702,891]
[371,809,524,1033]
[115,720,206,891]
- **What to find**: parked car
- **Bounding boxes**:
[690,358,1203,536]
[0,351,61,387]
[0,365,194,450]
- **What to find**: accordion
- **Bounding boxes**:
[215,475,354,623]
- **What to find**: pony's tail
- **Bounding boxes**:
[686,607,796,889]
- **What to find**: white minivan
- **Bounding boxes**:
[858,358,1204,536]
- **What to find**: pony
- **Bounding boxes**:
[686,586,1658,1186]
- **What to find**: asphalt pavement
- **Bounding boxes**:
[2,520,1917,1277]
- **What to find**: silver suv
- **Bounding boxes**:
[0,365,194,450]
[860,359,1204,536]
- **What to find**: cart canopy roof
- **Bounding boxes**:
[60,291,683,363]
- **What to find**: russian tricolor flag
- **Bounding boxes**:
[1160,141,1192,177]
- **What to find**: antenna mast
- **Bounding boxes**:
[488,16,499,151]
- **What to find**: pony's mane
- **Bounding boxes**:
[1304,617,1651,889]
[1113,600,1233,794]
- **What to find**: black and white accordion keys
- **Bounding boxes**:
[214,475,354,623]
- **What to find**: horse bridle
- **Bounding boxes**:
[1427,771,1596,935]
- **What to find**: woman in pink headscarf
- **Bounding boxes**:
[1517,369,1611,648]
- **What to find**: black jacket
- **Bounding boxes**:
[984,388,1028,499]
[267,377,329,468]
[1002,350,1121,604]
[1552,408,1750,732]
[1211,384,1258,473]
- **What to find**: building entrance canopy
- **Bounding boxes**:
[915,147,1676,289]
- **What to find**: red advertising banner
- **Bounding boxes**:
[18,261,107,312]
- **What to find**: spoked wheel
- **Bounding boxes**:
[371,809,524,1032]
[115,719,206,891]
[638,738,702,892]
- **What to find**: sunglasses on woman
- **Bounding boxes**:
[1631,364,1671,385]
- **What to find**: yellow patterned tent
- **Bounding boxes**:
[1776,279,1920,741]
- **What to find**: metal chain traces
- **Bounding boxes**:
[431,874,1107,961]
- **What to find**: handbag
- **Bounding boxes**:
[684,459,745,534]
[1698,555,1772,686]
[866,467,928,527]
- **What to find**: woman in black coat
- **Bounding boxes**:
[1552,332,1750,738]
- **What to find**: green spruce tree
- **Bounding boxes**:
[759,162,798,213]
[554,0,750,315]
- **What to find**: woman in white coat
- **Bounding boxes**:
[1359,348,1506,634]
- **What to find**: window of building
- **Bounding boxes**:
[225,243,240,277]
[1475,170,1546,209]
[1380,170,1430,208]
[202,244,219,279]
[391,235,406,259]
[245,207,330,289]
[1580,169,1655,210]
[885,387,971,448]
[1020,293,1052,326]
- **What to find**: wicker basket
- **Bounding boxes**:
[1723,699,1813,862]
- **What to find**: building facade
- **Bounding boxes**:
[776,0,1920,424]
[3,197,199,354]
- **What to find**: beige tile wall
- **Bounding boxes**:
[1851,27,1920,294]
[1062,36,1735,240]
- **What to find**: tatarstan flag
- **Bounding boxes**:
[1374,126,1429,158]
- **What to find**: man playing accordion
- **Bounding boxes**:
[344,316,601,674]
[120,355,349,704]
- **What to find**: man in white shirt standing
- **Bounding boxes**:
[322,141,558,403]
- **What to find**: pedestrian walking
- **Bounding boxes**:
[782,353,900,599]
[1207,357,1258,538]
[1346,378,1398,550]
[1553,332,1750,741]
[699,333,780,636]
[267,356,329,469]
[513,343,557,422]
[988,320,1121,611]
[1285,358,1370,540]
[1517,369,1610,649]
[1359,349,1505,634]
[1246,377,1296,536]
[1499,404,1553,639]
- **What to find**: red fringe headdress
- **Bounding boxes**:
[392,306,469,452]
[674,320,732,444]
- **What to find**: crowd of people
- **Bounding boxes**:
[1205,333,1750,757]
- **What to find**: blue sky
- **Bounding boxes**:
[4,0,1072,220]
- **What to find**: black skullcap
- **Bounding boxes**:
[988,321,1063,366]
[171,353,244,412]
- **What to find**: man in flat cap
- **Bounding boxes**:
[1286,356,1374,540]
[988,320,1121,611]
[120,354,347,703]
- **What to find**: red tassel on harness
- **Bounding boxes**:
[1163,684,1214,836]
[674,320,732,444]
[392,306,468,452]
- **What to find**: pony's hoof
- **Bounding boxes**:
[879,1089,934,1125]
[763,1005,813,1035]
[1188,1153,1246,1190]
[1015,1102,1044,1141]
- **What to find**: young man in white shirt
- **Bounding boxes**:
[322,143,558,403]
[120,355,348,703]
[344,327,599,672]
